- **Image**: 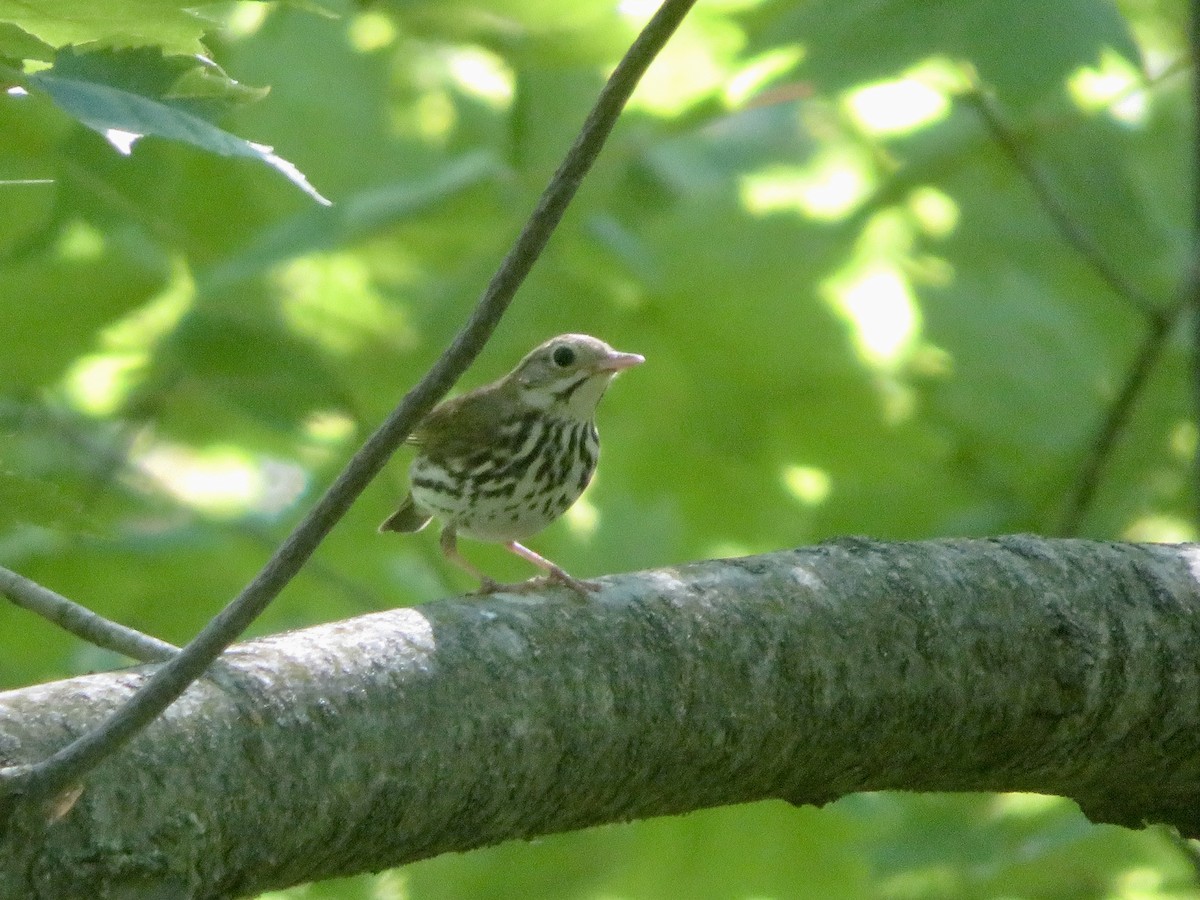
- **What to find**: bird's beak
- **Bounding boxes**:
[594,350,645,373]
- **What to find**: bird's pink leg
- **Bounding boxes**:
[503,541,600,596]
[438,528,599,597]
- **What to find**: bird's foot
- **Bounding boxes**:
[471,575,507,595]
[543,566,601,598]
[471,576,546,595]
[472,569,600,599]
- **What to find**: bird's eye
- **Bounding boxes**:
[552,345,576,367]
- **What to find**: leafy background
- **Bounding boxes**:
[2,0,1197,897]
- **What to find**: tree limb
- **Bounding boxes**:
[3,536,1200,898]
[0,0,698,809]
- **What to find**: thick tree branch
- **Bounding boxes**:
[3,536,1200,898]
[0,0,698,809]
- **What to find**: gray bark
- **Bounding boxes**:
[2,535,1200,899]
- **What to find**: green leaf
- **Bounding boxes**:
[26,47,329,205]
[201,152,501,293]
[377,0,635,66]
[0,0,209,56]
[0,468,87,530]
[0,22,54,63]
[751,0,1142,105]
[157,306,348,431]
[0,234,167,389]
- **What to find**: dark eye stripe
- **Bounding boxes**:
[552,373,590,403]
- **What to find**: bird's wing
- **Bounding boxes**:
[410,382,509,455]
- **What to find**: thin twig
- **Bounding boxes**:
[1054,295,1188,536]
[15,398,390,613]
[963,87,1164,324]
[0,567,177,664]
[1090,53,1188,119]
[0,0,698,808]
[965,84,1184,535]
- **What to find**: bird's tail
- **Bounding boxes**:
[379,495,433,533]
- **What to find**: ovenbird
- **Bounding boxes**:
[380,333,644,595]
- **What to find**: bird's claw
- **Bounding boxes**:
[544,567,601,598]
[472,571,600,599]
[471,576,507,595]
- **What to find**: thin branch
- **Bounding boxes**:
[0,0,698,809]
[963,87,1164,324]
[0,567,177,664]
[1098,54,1188,118]
[10,398,390,614]
[1054,296,1188,536]
[964,84,1186,535]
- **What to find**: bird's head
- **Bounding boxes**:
[511,334,643,419]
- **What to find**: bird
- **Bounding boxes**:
[380,333,644,596]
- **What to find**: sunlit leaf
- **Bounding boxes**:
[0,0,209,56]
[27,47,329,204]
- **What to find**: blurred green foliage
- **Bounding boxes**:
[1,0,1196,896]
